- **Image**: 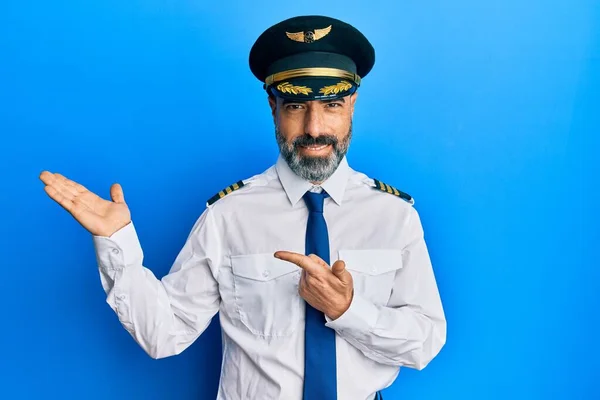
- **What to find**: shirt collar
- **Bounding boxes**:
[275,153,351,207]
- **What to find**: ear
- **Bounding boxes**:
[268,95,277,120]
[350,91,359,116]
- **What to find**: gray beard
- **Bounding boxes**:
[275,123,352,183]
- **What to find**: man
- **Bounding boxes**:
[39,15,446,400]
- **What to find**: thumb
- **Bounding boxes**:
[110,183,126,203]
[332,260,352,284]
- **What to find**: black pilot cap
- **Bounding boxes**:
[249,15,375,101]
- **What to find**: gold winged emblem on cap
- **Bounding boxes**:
[286,25,332,43]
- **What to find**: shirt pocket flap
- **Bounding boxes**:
[338,249,404,276]
[231,253,299,281]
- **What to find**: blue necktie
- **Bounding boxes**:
[302,190,337,400]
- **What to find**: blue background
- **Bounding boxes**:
[1,0,598,399]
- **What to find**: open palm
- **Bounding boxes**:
[39,171,131,237]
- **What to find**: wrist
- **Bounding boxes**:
[327,290,354,320]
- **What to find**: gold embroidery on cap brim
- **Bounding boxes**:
[319,80,353,95]
[276,82,313,95]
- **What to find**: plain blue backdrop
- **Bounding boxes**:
[1,0,598,399]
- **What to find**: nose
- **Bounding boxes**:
[303,105,326,138]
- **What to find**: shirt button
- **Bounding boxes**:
[371,267,377,274]
[117,294,127,300]
[262,270,270,278]
[112,248,120,254]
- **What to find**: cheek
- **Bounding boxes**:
[277,113,305,140]
[328,114,351,137]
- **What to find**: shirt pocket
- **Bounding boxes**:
[230,253,302,337]
[338,249,404,306]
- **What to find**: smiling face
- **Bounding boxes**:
[269,93,358,183]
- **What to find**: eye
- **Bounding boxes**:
[285,104,304,110]
[326,102,342,108]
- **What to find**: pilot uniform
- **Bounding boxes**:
[92,15,446,400]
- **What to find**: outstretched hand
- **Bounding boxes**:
[39,171,131,237]
[274,251,353,320]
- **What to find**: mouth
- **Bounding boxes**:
[299,144,332,154]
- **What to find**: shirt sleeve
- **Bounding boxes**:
[93,207,222,359]
[325,207,447,369]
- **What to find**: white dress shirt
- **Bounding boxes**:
[92,155,446,400]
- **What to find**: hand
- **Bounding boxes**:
[39,171,131,237]
[274,252,354,320]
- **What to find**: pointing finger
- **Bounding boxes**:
[274,251,323,276]
[308,254,329,270]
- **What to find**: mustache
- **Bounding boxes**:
[292,134,338,148]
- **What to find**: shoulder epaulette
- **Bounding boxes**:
[207,180,246,206]
[372,179,414,205]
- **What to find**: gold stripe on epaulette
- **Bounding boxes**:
[208,180,246,205]
[372,179,414,204]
